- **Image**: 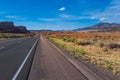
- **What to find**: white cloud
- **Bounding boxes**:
[59,7,66,11]
[5,15,25,20]
[38,14,90,22]
[78,16,91,19]
[99,17,106,22]
[91,17,95,19]
[60,14,72,18]
[38,18,58,21]
[90,0,120,23]
[5,16,17,19]
[60,14,91,20]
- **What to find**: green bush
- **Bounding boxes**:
[76,48,87,55]
[104,61,113,70]
[97,42,104,47]
[62,37,76,43]
[63,37,68,41]
[76,41,91,46]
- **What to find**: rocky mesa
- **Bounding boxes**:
[0,22,29,33]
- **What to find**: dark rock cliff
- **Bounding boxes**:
[0,22,29,33]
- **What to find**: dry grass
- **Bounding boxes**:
[50,37,87,55]
[44,31,120,76]
[0,33,34,39]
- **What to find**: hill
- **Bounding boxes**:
[73,22,120,31]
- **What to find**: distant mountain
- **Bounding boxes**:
[30,30,72,32]
[73,22,120,31]
[0,22,29,33]
[30,30,53,32]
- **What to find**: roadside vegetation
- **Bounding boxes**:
[0,33,34,39]
[43,31,120,77]
[49,37,87,56]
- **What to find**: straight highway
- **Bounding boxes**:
[0,37,38,80]
[28,36,88,80]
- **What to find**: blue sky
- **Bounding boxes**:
[0,0,120,30]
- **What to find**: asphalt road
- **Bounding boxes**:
[28,37,88,80]
[0,37,38,80]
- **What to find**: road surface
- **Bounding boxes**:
[28,37,88,80]
[0,37,38,80]
[0,36,117,80]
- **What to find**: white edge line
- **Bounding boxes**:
[48,40,103,80]
[12,39,39,80]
